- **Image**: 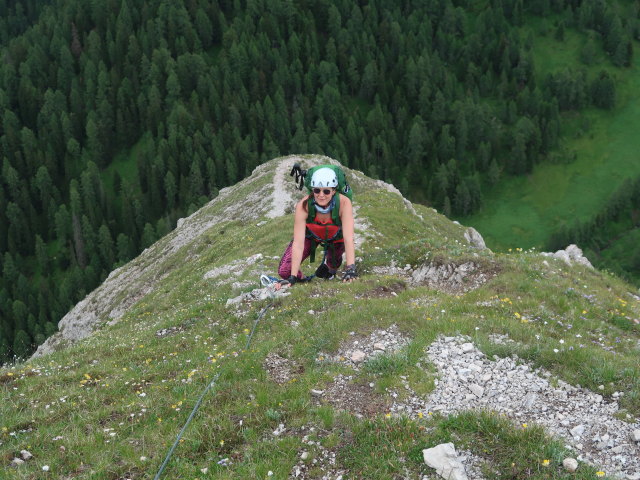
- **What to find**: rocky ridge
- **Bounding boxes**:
[31,155,421,359]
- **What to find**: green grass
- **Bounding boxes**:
[1,157,639,478]
[103,132,152,195]
[461,25,640,252]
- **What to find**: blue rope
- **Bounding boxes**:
[154,296,275,479]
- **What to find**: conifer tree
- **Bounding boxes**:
[12,329,31,359]
[98,224,115,269]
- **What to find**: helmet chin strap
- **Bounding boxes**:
[314,196,335,213]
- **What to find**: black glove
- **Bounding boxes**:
[342,264,357,281]
[286,275,313,285]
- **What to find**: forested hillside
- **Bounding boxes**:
[548,174,640,284]
[0,0,637,361]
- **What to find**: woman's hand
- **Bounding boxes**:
[342,264,357,283]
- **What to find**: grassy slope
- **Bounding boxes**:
[1,159,639,479]
[461,23,640,251]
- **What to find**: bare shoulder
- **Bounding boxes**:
[339,194,353,208]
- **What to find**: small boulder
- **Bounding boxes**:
[562,458,578,472]
[20,450,33,461]
[570,424,585,438]
[351,350,366,363]
[553,250,572,266]
[272,423,286,436]
[469,384,484,398]
[460,343,474,353]
[565,244,593,268]
[423,443,468,480]
[464,227,487,250]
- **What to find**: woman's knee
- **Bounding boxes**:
[278,264,291,278]
[278,241,294,278]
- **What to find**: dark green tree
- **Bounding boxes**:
[12,329,32,359]
[98,224,115,269]
[141,223,156,249]
[590,71,616,110]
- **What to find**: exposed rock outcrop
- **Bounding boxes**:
[542,244,594,268]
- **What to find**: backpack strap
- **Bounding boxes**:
[332,193,341,225]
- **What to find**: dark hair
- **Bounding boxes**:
[302,194,312,213]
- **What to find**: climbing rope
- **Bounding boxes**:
[154,287,277,479]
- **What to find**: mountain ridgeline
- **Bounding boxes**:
[0,0,637,360]
[1,156,639,480]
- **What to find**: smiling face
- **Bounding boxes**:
[312,187,336,206]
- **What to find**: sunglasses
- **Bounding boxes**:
[313,188,333,195]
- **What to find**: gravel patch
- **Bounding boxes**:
[316,324,410,371]
[392,336,640,479]
[289,425,348,480]
[313,373,389,418]
[263,353,302,385]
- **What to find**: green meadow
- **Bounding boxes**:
[462,26,640,252]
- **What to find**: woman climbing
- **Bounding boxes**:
[276,166,357,288]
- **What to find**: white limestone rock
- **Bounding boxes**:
[562,458,578,472]
[423,443,468,480]
[351,350,367,363]
[20,450,33,461]
[464,227,488,250]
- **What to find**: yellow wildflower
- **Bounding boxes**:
[596,472,605,478]
[542,459,550,466]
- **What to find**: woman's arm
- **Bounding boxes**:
[339,195,356,267]
[289,198,309,278]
